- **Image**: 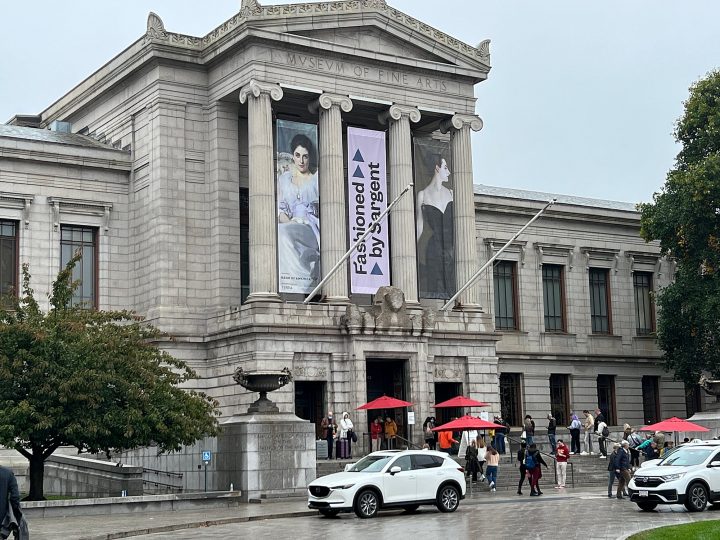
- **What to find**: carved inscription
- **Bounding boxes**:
[272,50,450,92]
[294,366,327,378]
[434,367,461,380]
[258,433,306,451]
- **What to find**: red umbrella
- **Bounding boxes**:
[434,396,489,408]
[639,417,709,433]
[432,415,504,432]
[357,395,413,410]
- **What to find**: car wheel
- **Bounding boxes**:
[685,482,709,512]
[354,489,379,519]
[636,502,658,512]
[436,484,460,513]
[402,504,420,513]
[318,509,340,517]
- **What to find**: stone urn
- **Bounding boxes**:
[233,366,293,414]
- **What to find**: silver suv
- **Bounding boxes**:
[628,440,720,512]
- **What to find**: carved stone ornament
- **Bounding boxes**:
[233,366,293,414]
[146,12,168,41]
[378,104,421,125]
[309,93,353,114]
[477,39,491,65]
[238,80,284,104]
[440,114,483,134]
[370,286,412,329]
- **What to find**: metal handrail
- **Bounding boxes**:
[395,435,423,450]
[505,435,575,488]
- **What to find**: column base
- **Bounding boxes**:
[245,292,282,304]
[451,302,484,313]
[322,295,350,305]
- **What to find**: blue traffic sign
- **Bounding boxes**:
[202,450,211,462]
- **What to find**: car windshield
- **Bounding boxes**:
[348,455,394,472]
[659,447,714,466]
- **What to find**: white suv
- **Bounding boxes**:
[307,450,466,518]
[628,441,720,512]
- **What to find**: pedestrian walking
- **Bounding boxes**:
[486,445,500,492]
[627,428,643,468]
[555,439,570,488]
[458,428,479,460]
[524,415,536,447]
[581,410,595,455]
[517,441,528,495]
[0,463,25,540]
[568,413,582,454]
[616,440,632,499]
[526,443,548,496]
[384,416,398,450]
[320,411,337,460]
[339,411,355,458]
[422,417,436,450]
[607,442,621,498]
[465,440,481,482]
[493,416,508,453]
[596,418,609,458]
[547,413,557,454]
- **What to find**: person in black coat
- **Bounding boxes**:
[0,464,21,526]
[517,442,527,495]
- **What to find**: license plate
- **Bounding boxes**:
[639,490,648,497]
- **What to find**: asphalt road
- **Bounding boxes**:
[136,492,720,540]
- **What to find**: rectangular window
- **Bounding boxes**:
[596,374,617,425]
[0,220,18,303]
[240,188,250,303]
[499,373,522,427]
[493,261,518,330]
[686,384,703,418]
[642,376,660,425]
[589,268,612,334]
[634,271,655,335]
[60,225,98,308]
[542,264,565,332]
[549,374,570,426]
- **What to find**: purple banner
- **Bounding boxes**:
[347,127,389,294]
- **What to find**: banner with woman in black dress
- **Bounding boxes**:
[414,138,455,299]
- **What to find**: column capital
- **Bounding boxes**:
[308,92,353,114]
[440,113,483,133]
[238,79,283,104]
[378,104,421,125]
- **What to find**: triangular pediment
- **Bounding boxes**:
[288,26,450,64]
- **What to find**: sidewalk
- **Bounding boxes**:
[26,488,607,540]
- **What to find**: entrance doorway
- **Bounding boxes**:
[434,382,463,425]
[366,359,407,447]
[295,381,326,438]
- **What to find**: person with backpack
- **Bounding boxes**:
[517,441,528,495]
[568,413,582,454]
[596,418,609,458]
[526,443,548,496]
[626,428,643,468]
[524,415,536,447]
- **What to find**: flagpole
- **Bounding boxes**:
[302,183,414,304]
[440,198,556,311]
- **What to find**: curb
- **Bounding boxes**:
[74,509,317,540]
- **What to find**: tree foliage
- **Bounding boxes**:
[0,255,219,500]
[639,69,720,386]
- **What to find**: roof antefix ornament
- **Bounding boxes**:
[145,12,168,42]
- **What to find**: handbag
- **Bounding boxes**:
[350,430,358,443]
[521,430,527,440]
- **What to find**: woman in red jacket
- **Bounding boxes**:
[370,417,383,452]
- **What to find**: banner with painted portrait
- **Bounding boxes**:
[347,127,390,294]
[276,119,320,294]
[413,138,455,299]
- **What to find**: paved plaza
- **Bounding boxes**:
[27,488,720,540]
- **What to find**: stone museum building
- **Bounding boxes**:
[0,0,701,487]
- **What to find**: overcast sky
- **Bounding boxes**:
[2,1,718,204]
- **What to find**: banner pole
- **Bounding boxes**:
[440,198,556,311]
[303,183,414,304]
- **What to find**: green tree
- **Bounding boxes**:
[0,255,219,500]
[639,69,720,386]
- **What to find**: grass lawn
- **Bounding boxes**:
[629,520,720,539]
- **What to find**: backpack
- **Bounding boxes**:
[602,425,610,438]
[524,452,536,469]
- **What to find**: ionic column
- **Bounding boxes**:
[239,80,284,303]
[309,93,353,303]
[441,113,484,310]
[379,104,422,305]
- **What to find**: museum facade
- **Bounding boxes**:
[0,0,703,486]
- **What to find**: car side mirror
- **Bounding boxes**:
[389,466,402,475]
[344,464,354,472]
[708,462,720,468]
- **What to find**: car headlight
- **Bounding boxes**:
[661,473,686,481]
[330,484,355,490]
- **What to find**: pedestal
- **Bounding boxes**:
[216,413,316,501]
